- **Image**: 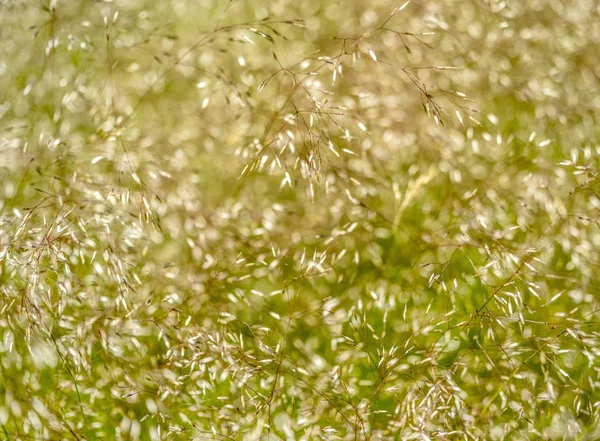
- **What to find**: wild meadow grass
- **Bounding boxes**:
[0,0,599,439]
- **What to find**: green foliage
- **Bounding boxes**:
[1,0,599,440]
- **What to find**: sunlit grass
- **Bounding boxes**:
[0,0,599,440]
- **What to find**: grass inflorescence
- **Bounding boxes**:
[0,0,599,440]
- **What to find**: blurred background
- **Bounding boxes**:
[0,0,599,439]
